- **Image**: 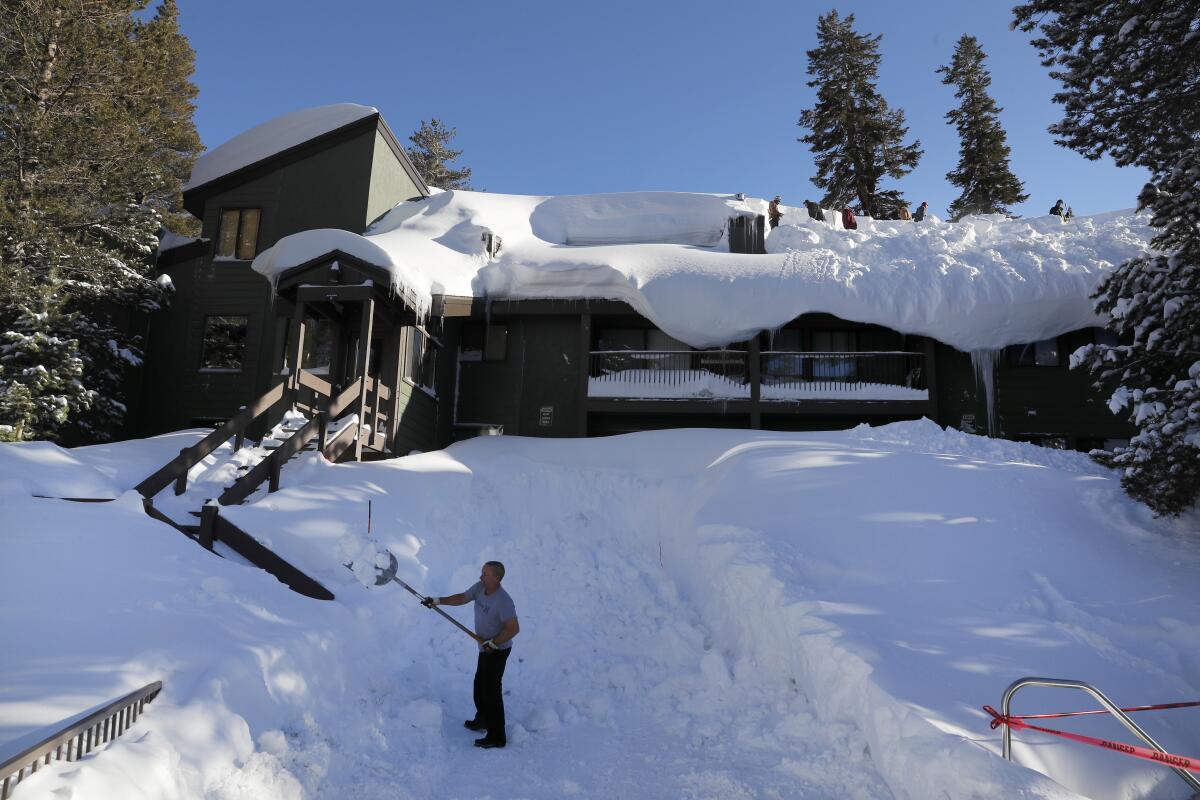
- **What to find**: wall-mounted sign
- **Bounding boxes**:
[539,406,554,427]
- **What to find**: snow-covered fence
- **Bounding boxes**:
[0,681,162,799]
[589,350,749,398]
[587,349,927,401]
[760,351,926,395]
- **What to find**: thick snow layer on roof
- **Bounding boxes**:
[184,103,377,191]
[252,190,1154,351]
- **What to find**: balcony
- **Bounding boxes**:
[588,350,928,403]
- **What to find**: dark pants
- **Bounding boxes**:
[769,216,780,229]
[473,647,511,741]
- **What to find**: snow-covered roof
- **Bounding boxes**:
[157,230,200,253]
[185,103,378,192]
[251,190,1155,352]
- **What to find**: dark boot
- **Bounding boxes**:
[463,718,486,731]
[474,735,505,749]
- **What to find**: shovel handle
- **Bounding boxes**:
[391,576,483,643]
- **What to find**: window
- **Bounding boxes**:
[459,323,508,362]
[811,330,856,352]
[216,208,261,260]
[200,315,248,371]
[404,326,437,392]
[811,330,857,380]
[597,328,646,351]
[1006,338,1060,367]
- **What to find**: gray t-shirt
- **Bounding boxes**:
[464,583,517,649]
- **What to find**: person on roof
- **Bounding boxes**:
[423,561,519,749]
[1050,199,1066,218]
[897,205,912,221]
[912,201,929,222]
[804,199,826,222]
[768,196,784,229]
[1065,205,1074,220]
[840,207,858,230]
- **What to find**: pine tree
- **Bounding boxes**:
[797,10,923,219]
[0,0,200,442]
[0,300,92,442]
[407,119,473,190]
[937,35,1028,220]
[1015,0,1200,515]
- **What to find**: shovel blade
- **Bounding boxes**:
[374,551,400,586]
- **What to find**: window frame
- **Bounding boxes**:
[198,313,250,373]
[402,325,440,396]
[215,207,263,261]
[1005,336,1062,368]
[459,322,509,362]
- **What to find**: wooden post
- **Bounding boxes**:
[198,504,217,550]
[286,300,307,392]
[577,312,591,437]
[748,334,761,429]
[370,376,383,451]
[317,410,329,456]
[173,448,189,495]
[387,325,406,453]
[922,336,940,424]
[353,298,375,461]
[268,457,282,493]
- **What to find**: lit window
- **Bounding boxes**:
[216,208,261,260]
[200,315,248,370]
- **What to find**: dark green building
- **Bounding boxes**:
[144,105,1133,463]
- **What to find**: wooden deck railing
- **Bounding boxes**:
[1,681,162,799]
[588,350,928,399]
[760,351,926,393]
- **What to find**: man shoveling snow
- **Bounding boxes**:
[423,561,520,749]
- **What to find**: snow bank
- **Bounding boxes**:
[185,103,377,191]
[252,190,1153,352]
[5,424,1198,799]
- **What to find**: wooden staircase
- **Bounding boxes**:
[135,369,396,600]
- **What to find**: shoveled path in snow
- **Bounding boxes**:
[260,449,894,799]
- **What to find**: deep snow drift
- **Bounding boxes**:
[2,423,1198,800]
[250,190,1153,351]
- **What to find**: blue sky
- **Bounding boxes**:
[176,0,1147,218]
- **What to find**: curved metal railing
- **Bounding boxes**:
[999,676,1200,793]
[0,681,162,799]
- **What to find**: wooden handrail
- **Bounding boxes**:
[322,420,360,463]
[1,682,162,799]
[328,377,364,418]
[219,415,321,506]
[296,369,332,397]
[134,382,289,499]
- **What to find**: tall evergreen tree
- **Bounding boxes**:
[797,10,923,219]
[1014,0,1200,515]
[407,119,473,190]
[937,35,1027,220]
[0,0,199,442]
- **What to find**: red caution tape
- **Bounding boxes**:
[1002,700,1200,722]
[983,706,1200,775]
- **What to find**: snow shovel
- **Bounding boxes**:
[371,551,483,644]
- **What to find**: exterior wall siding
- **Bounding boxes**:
[451,317,582,438]
[366,131,423,227]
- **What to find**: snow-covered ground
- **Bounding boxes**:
[2,422,1198,799]
[249,189,1153,353]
